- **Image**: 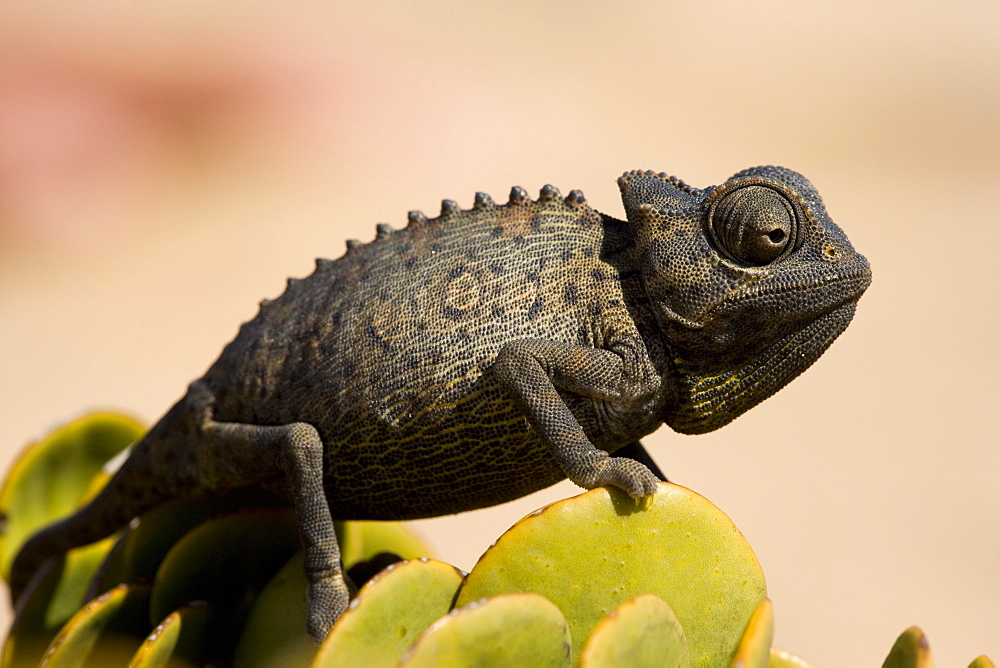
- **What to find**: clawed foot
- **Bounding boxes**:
[571,453,660,498]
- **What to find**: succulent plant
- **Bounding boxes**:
[454,481,766,665]
[0,413,993,667]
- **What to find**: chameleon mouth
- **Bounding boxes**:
[658,254,871,333]
[666,300,860,435]
[729,258,872,319]
[695,256,871,343]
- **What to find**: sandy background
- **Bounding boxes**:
[0,2,997,664]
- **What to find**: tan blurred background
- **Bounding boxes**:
[1,2,997,664]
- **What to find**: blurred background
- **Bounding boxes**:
[1,1,997,664]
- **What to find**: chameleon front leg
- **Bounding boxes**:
[192,406,348,641]
[492,338,660,497]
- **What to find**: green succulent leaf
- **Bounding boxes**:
[336,519,433,572]
[40,583,152,668]
[0,412,144,581]
[729,598,773,668]
[3,557,64,668]
[968,656,996,668]
[129,602,213,668]
[313,558,464,668]
[44,537,118,630]
[882,626,933,668]
[768,647,816,667]
[2,535,118,667]
[398,593,571,668]
[232,551,315,668]
[455,483,766,666]
[347,521,432,567]
[149,507,300,652]
[91,487,284,597]
[232,519,433,668]
[578,593,690,668]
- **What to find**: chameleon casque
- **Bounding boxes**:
[10,166,871,641]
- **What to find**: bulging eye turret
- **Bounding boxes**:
[708,182,801,266]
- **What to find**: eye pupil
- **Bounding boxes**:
[708,182,799,266]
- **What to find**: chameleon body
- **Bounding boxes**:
[10,166,871,640]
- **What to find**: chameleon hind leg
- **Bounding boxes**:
[188,388,347,641]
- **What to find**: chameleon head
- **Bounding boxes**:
[618,166,872,434]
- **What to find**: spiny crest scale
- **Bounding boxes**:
[473,192,494,210]
[508,186,529,205]
[565,189,586,207]
[407,210,429,228]
[539,184,561,202]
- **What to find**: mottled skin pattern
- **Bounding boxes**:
[10,166,871,641]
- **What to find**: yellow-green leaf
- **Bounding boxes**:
[233,551,316,668]
[314,558,464,668]
[39,583,152,668]
[579,593,690,667]
[769,647,816,667]
[129,602,213,668]
[730,598,773,668]
[882,626,933,668]
[456,483,766,667]
[92,487,284,597]
[398,593,571,668]
[348,521,432,566]
[149,508,299,639]
[0,412,144,580]
[2,536,118,668]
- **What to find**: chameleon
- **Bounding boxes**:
[9,165,871,641]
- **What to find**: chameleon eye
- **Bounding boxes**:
[708,183,799,266]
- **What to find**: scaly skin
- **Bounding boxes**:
[10,166,871,641]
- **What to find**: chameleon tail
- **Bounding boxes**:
[9,405,197,605]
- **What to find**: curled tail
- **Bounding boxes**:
[10,401,199,604]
